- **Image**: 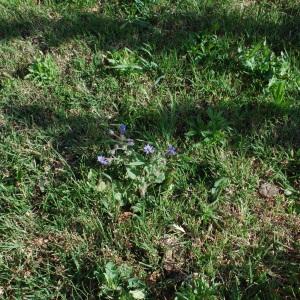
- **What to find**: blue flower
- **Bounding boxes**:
[143,144,155,154]
[119,124,126,135]
[97,155,109,166]
[166,145,176,156]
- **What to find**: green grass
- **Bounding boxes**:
[0,0,299,299]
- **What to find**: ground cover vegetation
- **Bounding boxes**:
[0,0,299,299]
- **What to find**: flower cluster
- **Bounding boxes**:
[97,123,177,166]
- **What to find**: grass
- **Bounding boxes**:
[0,0,299,299]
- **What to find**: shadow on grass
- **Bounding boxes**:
[4,97,300,174]
[133,98,300,192]
[3,103,108,169]
[221,245,300,299]
[0,4,299,53]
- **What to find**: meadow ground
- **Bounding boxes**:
[0,0,299,299]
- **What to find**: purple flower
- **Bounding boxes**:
[119,124,126,135]
[143,144,155,154]
[166,145,176,156]
[97,155,109,166]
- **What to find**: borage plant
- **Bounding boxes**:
[97,124,177,199]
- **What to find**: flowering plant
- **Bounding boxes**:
[97,123,177,198]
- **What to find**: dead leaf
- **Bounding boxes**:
[259,182,280,199]
[159,235,180,248]
[118,212,134,223]
[147,270,161,285]
[171,224,186,234]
